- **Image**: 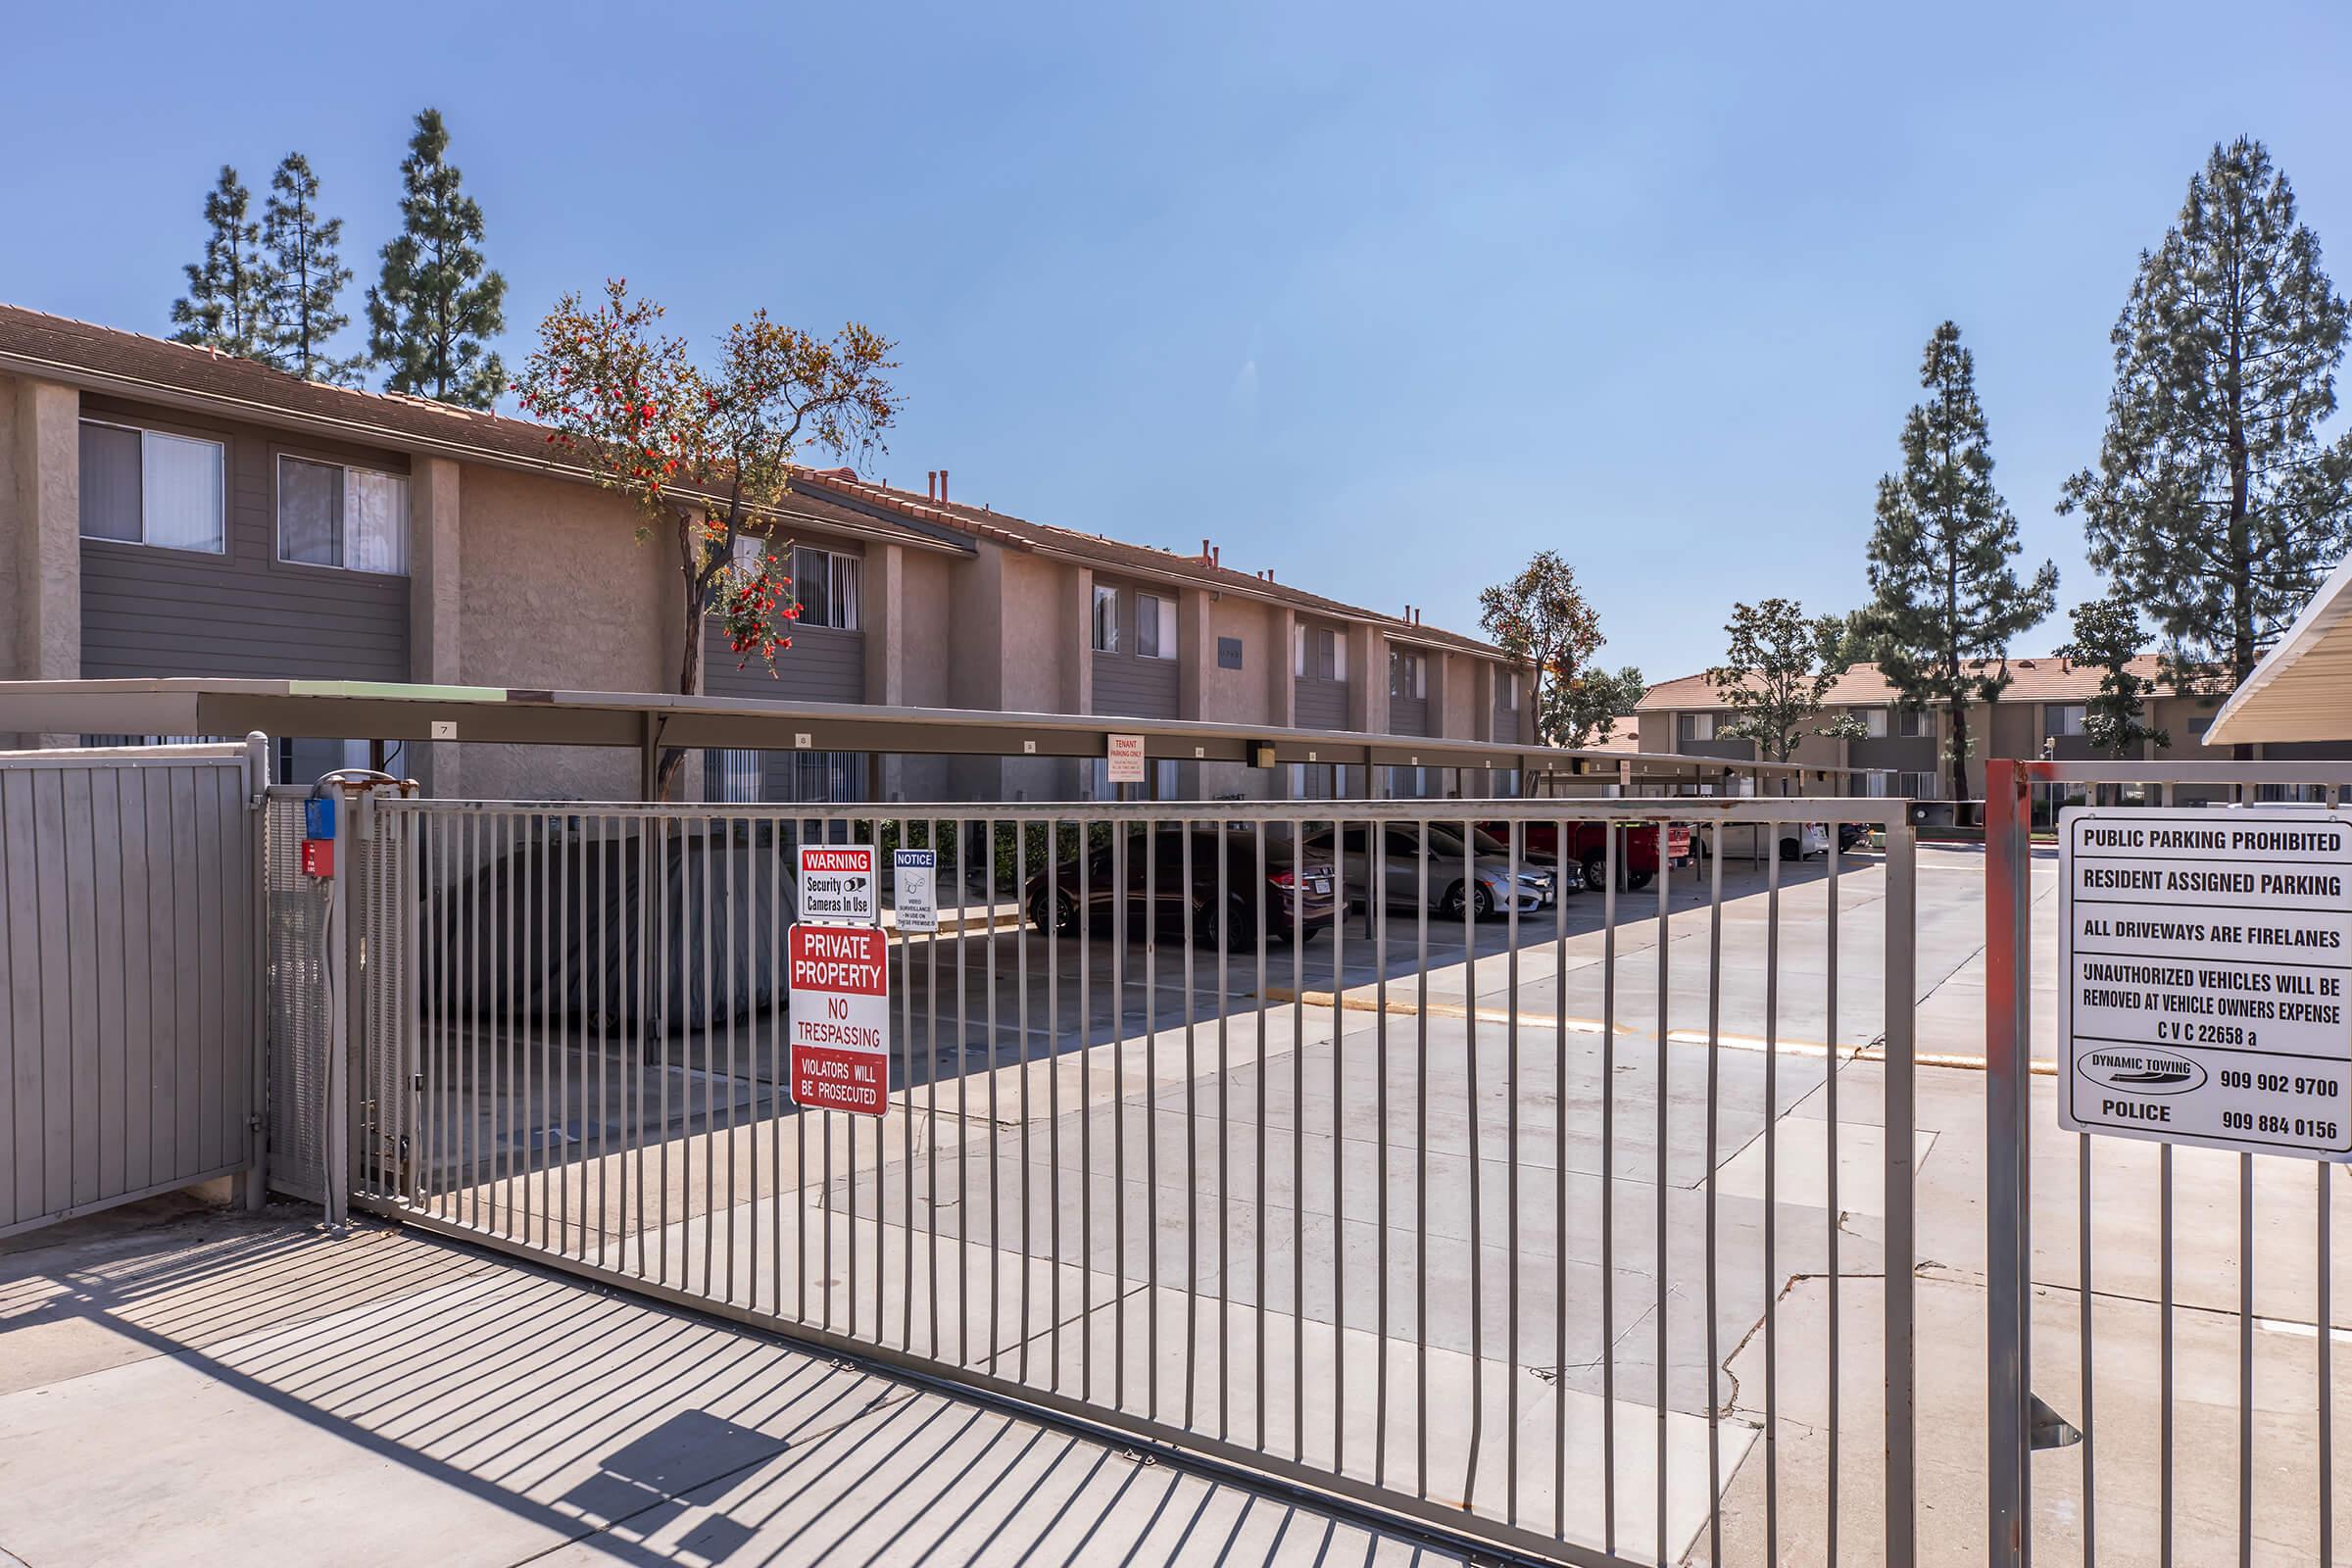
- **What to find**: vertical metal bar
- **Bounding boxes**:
[1145,813,1160,1420]
[1505,818,1521,1528]
[2321,1163,2334,1568]
[1461,817,1487,1507]
[1331,813,1346,1478]
[1602,820,1618,1555]
[1018,820,1034,1382]
[659,815,673,1286]
[1826,816,1843,1565]
[899,815,914,1344]
[1182,820,1199,1431]
[2162,1144,2175,1568]
[1706,826,1725,1566]
[703,814,717,1298]
[953,813,967,1364]
[1111,818,1126,1405]
[1048,817,1063,1390]
[2080,1132,2096,1568]
[1653,811,1670,1563]
[1293,818,1306,1458]
[1413,816,1429,1495]
[1257,816,1271,1450]
[1553,812,1569,1541]
[986,815,1003,1374]
[1885,817,1920,1568]
[1765,814,1782,1557]
[2239,1153,2254,1568]
[500,808,514,1237]
[1984,760,2031,1568]
[540,809,554,1250]
[724,815,740,1305]
[1079,818,1093,1399]
[1217,810,1233,1440]
[1375,813,1392,1488]
[927,818,943,1351]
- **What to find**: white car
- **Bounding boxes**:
[1691,820,1832,862]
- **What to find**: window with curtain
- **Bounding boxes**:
[791,546,860,629]
[1862,708,1890,738]
[78,420,224,552]
[1389,649,1425,700]
[277,455,407,572]
[1136,593,1176,659]
[1092,584,1119,652]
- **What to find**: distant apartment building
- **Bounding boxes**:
[0,303,1530,802]
[1636,657,2350,809]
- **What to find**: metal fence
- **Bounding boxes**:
[328,792,1917,1565]
[1,739,264,1237]
[1985,759,2352,1568]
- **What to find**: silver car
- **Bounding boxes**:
[1305,823,1556,919]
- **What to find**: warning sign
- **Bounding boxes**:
[798,844,877,924]
[1106,734,1147,785]
[788,922,890,1115]
[2059,807,2352,1159]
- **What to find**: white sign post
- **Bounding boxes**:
[892,848,937,934]
[2059,806,2352,1160]
[1106,734,1147,786]
[797,844,877,925]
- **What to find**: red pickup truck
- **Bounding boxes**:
[1479,820,1692,891]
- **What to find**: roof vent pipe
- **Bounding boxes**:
[939,469,949,504]
[926,470,937,499]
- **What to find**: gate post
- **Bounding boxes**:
[1885,818,1920,1566]
[1984,759,2035,1565]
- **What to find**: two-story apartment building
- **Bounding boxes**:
[0,303,1531,803]
[1637,657,2349,808]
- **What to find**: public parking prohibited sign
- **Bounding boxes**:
[2059,806,2352,1160]
[798,844,877,924]
[788,923,890,1115]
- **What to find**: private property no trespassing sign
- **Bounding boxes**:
[788,923,889,1115]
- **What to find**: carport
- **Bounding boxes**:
[2204,551,2352,745]
[0,676,1886,799]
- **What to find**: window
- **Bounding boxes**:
[1897,706,1928,738]
[1092,584,1119,652]
[703,749,762,803]
[278,455,408,572]
[1861,708,1889,738]
[1898,770,1937,800]
[79,420,224,553]
[2046,704,2086,738]
[1682,712,1715,743]
[1136,592,1177,660]
[1501,671,1521,710]
[1217,636,1244,670]
[792,546,860,629]
[1297,626,1346,681]
[1389,648,1425,701]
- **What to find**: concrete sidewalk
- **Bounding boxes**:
[0,1201,1462,1568]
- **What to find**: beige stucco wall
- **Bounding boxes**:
[1201,593,1277,724]
[994,551,1070,714]
[454,463,677,800]
[5,375,80,744]
[0,373,20,688]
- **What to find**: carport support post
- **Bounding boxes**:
[1984,759,2034,1566]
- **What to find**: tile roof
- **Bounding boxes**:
[0,300,1507,658]
[1637,656,2188,710]
[0,302,945,549]
[795,470,1507,657]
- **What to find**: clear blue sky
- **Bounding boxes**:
[7,2,2350,680]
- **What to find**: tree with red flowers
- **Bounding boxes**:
[514,280,898,797]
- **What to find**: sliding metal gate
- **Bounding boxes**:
[1985,759,2352,1568]
[326,791,1918,1565]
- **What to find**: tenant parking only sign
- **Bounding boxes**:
[2060,807,2352,1159]
[788,922,890,1115]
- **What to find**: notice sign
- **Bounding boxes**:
[893,848,937,934]
[1106,733,1147,785]
[797,844,877,924]
[2059,807,2352,1159]
[788,923,890,1114]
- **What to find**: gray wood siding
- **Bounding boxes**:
[76,396,410,681]
[1493,703,1521,742]
[1849,736,1938,772]
[1295,677,1348,730]
[1093,651,1180,719]
[1388,694,1430,736]
[703,623,865,705]
[1,750,255,1236]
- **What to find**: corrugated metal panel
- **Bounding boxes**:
[1296,678,1348,731]
[0,745,256,1235]
[77,399,409,682]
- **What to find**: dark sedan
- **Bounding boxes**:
[1025,825,1336,946]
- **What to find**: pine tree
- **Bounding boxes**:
[260,154,364,385]
[367,109,508,407]
[1866,321,2059,802]
[170,167,270,360]
[2061,137,2352,698]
